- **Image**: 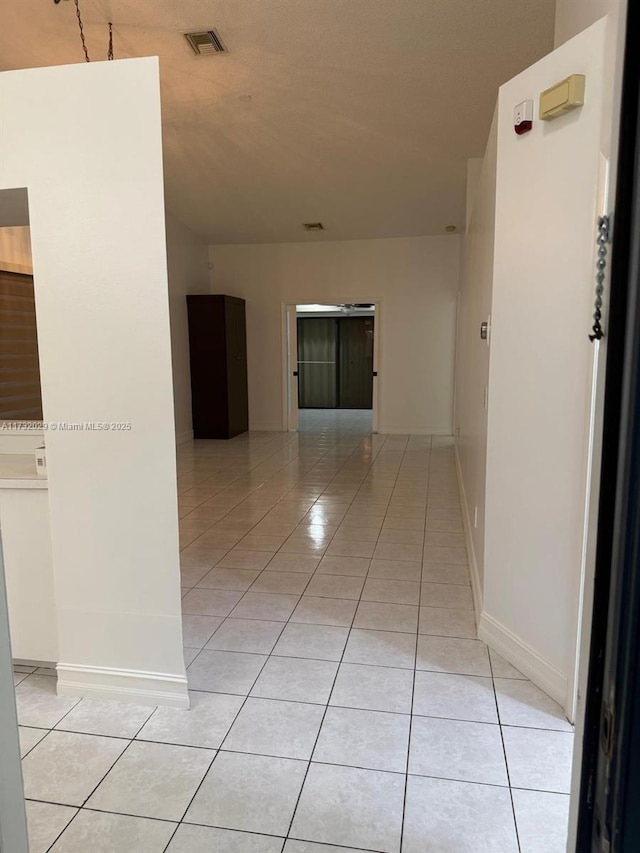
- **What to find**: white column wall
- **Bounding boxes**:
[481,21,607,712]
[0,58,187,707]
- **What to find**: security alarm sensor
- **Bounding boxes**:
[514,100,534,135]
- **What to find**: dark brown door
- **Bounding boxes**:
[225,298,249,437]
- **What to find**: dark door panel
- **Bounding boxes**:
[296,315,374,410]
[338,317,374,409]
[297,318,337,408]
[225,298,249,437]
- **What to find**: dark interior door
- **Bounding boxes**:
[338,317,374,409]
[297,318,337,408]
[225,298,249,437]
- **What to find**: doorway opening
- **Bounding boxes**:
[283,302,379,432]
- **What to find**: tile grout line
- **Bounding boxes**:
[489,641,522,853]
[18,429,568,851]
[189,433,381,643]
[280,432,393,845]
[179,429,392,846]
[181,430,361,670]
[174,602,290,830]
[398,434,432,853]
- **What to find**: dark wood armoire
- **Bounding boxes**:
[186,295,249,439]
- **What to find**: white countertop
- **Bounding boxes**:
[0,455,48,489]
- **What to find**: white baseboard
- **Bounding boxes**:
[378,426,453,436]
[56,663,190,709]
[453,444,568,711]
[454,444,483,619]
[250,424,455,437]
[175,430,194,446]
[477,612,568,707]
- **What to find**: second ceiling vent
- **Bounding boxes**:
[184,30,227,56]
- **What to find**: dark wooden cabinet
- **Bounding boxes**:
[186,295,249,439]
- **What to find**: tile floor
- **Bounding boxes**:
[14,414,574,852]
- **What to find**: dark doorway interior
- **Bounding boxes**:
[297,316,374,409]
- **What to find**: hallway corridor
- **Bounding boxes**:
[15,427,573,852]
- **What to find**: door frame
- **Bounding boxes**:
[575,0,640,845]
[0,535,29,852]
[280,299,381,432]
[285,305,299,430]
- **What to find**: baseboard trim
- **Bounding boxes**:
[56,663,190,709]
[250,424,455,436]
[176,430,194,446]
[454,444,483,619]
[378,426,453,436]
[477,612,568,707]
[250,424,284,432]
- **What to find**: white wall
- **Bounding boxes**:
[481,21,606,711]
[0,58,187,707]
[554,0,608,46]
[0,226,32,273]
[208,237,461,434]
[165,212,210,444]
[464,158,484,233]
[454,110,498,609]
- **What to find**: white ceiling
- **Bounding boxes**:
[0,0,555,244]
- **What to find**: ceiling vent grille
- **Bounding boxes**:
[184,30,227,56]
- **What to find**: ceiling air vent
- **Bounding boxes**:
[303,222,324,232]
[184,30,227,56]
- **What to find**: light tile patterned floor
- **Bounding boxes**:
[15,413,573,852]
